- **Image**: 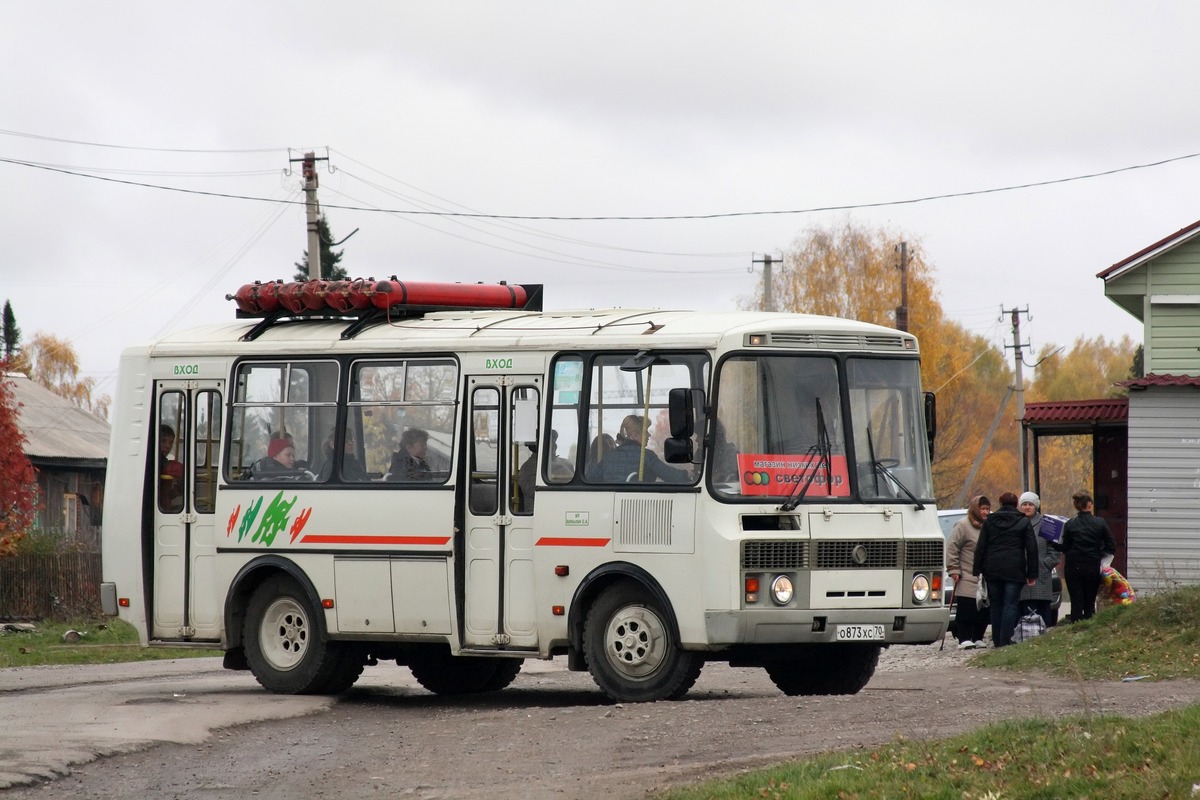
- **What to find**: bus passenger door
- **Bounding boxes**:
[152,380,224,642]
[462,376,541,650]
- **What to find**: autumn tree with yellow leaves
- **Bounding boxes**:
[10,332,110,420]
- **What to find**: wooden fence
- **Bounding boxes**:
[0,552,104,620]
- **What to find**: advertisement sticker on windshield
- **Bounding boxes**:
[736,453,850,497]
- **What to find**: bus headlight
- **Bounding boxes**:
[911,573,931,604]
[770,575,794,605]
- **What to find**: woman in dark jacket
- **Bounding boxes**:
[972,491,1038,647]
[1052,490,1117,622]
[1017,491,1058,629]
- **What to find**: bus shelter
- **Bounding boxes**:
[1022,398,1128,574]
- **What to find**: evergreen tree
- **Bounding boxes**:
[2,300,19,361]
[293,214,349,281]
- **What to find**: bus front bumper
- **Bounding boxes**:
[704,606,949,647]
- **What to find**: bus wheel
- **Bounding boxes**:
[409,648,523,695]
[244,575,347,694]
[765,643,881,696]
[583,582,701,703]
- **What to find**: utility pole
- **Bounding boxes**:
[1003,306,1031,489]
[289,151,328,281]
[753,253,778,312]
[894,241,909,332]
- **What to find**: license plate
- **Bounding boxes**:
[836,624,885,641]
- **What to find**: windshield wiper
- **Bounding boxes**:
[865,425,925,510]
[780,398,833,512]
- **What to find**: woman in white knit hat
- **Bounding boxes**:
[1017,491,1057,628]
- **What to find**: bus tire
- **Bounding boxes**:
[481,658,524,692]
[244,575,347,695]
[765,643,881,696]
[409,648,522,695]
[583,582,701,703]
[314,648,365,694]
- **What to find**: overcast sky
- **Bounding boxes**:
[3,2,1196,401]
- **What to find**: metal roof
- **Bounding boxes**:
[1118,373,1200,390]
[6,373,110,464]
[1097,218,1200,281]
[1023,398,1128,432]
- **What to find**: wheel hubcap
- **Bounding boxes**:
[260,596,309,671]
[603,604,667,680]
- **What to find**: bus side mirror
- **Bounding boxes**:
[924,391,936,461]
[665,387,701,464]
[668,387,695,438]
[663,437,693,464]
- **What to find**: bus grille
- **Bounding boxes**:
[905,539,944,569]
[742,540,809,570]
[816,540,900,568]
[767,332,910,351]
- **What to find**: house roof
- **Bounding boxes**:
[1118,373,1200,390]
[5,373,110,464]
[1097,218,1200,282]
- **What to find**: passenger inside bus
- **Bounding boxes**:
[159,424,184,511]
[314,427,366,482]
[248,435,314,480]
[584,433,616,480]
[389,427,434,481]
[516,430,575,511]
[598,415,691,483]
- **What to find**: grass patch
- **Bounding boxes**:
[0,618,221,667]
[975,584,1200,681]
[661,706,1200,800]
[659,585,1200,800]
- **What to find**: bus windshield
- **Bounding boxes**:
[711,354,932,503]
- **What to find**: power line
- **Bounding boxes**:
[4,149,1200,221]
[0,127,282,154]
[332,149,744,258]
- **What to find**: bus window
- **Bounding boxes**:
[583,353,707,485]
[157,392,185,513]
[547,355,583,484]
[469,387,500,514]
[227,360,338,481]
[513,388,541,514]
[193,390,221,513]
[712,355,846,500]
[351,359,457,483]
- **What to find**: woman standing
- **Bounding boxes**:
[946,495,990,649]
[1052,490,1117,622]
[1017,491,1058,629]
[972,492,1038,647]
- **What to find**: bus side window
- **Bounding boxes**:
[193,390,221,512]
[157,392,185,513]
[469,388,499,514]
[548,355,583,484]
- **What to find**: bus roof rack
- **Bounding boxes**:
[227,279,544,341]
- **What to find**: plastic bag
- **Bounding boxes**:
[1013,612,1046,643]
[975,578,989,608]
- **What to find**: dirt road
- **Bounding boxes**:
[4,640,1199,799]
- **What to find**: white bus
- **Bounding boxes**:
[101,278,947,703]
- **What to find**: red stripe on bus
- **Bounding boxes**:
[299,535,451,546]
[535,537,612,547]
